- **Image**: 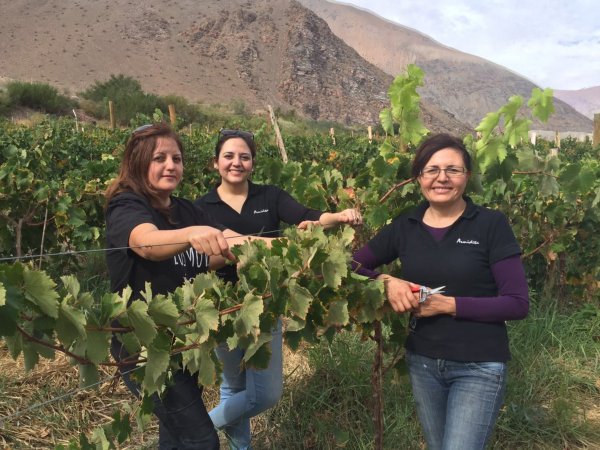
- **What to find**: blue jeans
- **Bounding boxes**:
[111,337,219,449]
[406,351,507,450]
[209,320,284,450]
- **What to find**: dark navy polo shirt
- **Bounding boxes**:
[367,197,521,362]
[106,192,217,301]
[195,182,322,282]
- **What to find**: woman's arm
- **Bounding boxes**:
[298,208,362,230]
[415,255,529,321]
[207,229,275,270]
[352,245,419,313]
[129,223,235,262]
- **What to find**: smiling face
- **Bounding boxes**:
[417,147,470,208]
[147,137,183,199]
[214,137,254,186]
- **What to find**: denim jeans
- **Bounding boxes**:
[209,320,283,450]
[406,351,507,450]
[111,337,219,449]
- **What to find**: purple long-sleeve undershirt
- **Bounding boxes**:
[351,247,529,323]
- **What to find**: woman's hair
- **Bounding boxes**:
[411,133,472,178]
[105,123,184,216]
[214,130,256,160]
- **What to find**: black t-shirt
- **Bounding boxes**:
[367,197,521,362]
[195,182,322,283]
[105,192,221,300]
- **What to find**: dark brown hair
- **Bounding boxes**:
[215,131,256,160]
[105,123,184,217]
[411,133,472,178]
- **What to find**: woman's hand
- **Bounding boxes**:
[331,208,362,226]
[188,226,236,261]
[298,208,363,230]
[377,275,420,313]
[297,219,320,230]
[414,294,457,318]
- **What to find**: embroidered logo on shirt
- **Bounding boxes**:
[456,238,480,245]
[254,209,269,214]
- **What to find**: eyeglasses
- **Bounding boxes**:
[219,129,254,140]
[133,124,153,134]
[420,166,468,178]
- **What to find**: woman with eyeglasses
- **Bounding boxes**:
[352,133,529,450]
[105,123,269,449]
[195,129,362,449]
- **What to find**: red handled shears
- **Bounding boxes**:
[411,285,445,303]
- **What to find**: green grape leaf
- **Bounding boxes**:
[22,341,39,371]
[500,95,523,119]
[23,268,59,318]
[288,280,313,320]
[379,108,394,135]
[5,334,22,359]
[560,163,581,185]
[110,410,133,444]
[243,332,272,369]
[195,342,217,386]
[86,330,111,365]
[144,347,170,395]
[56,303,87,347]
[127,300,157,346]
[60,275,80,299]
[286,317,306,332]
[119,331,141,355]
[326,300,349,326]
[540,175,560,197]
[475,112,500,139]
[505,118,531,148]
[79,363,100,388]
[516,147,543,172]
[234,293,263,337]
[321,250,348,289]
[528,87,555,122]
[577,166,597,192]
[194,296,219,344]
[355,283,386,323]
[90,426,109,449]
[148,294,179,328]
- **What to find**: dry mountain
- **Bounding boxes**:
[0,0,469,133]
[298,0,592,132]
[554,87,600,120]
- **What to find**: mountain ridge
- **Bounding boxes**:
[0,0,591,133]
[298,0,593,132]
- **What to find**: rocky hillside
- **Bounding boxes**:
[0,0,464,134]
[298,0,592,132]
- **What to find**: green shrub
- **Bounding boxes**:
[6,81,75,114]
[0,88,9,116]
[80,74,144,102]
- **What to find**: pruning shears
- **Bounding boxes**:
[411,285,445,303]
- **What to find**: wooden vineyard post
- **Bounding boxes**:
[330,127,336,145]
[267,105,288,163]
[368,126,373,143]
[530,131,537,145]
[555,131,561,148]
[108,100,116,130]
[593,113,600,148]
[168,104,177,126]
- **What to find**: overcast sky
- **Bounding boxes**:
[342,0,599,91]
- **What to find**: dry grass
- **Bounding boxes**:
[0,347,154,449]
[0,343,313,449]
